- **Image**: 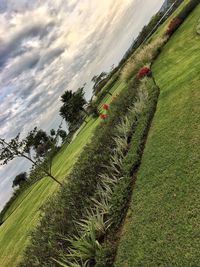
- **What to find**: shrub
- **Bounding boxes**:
[121,37,167,82]
[136,67,151,80]
[166,17,183,35]
[177,0,199,21]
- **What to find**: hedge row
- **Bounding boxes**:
[19,79,140,267]
[166,0,200,35]
[177,0,200,20]
[95,78,160,267]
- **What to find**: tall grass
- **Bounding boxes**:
[121,36,167,81]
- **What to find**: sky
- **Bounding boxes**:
[0,0,164,210]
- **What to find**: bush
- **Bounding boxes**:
[166,17,183,36]
[121,37,167,82]
[177,0,199,21]
[136,67,151,80]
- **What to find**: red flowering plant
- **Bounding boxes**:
[166,17,183,36]
[100,114,108,120]
[136,67,151,80]
[102,103,109,110]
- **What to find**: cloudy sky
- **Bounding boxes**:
[0,0,164,210]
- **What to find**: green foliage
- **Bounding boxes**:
[95,78,159,266]
[177,0,199,20]
[60,88,87,125]
[63,222,102,266]
[95,245,114,267]
[12,172,27,188]
[86,102,100,118]
[58,129,67,143]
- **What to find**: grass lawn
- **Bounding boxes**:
[0,80,126,267]
[115,4,200,267]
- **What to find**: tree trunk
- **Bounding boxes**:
[22,155,63,186]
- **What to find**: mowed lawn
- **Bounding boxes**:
[115,5,200,267]
[0,80,127,267]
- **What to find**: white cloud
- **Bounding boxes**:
[0,0,164,210]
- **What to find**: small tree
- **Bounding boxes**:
[87,102,100,118]
[60,87,88,125]
[0,131,63,186]
[12,172,27,188]
[50,129,56,137]
[58,129,67,143]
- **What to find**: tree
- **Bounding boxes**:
[50,129,56,136]
[0,132,63,186]
[60,87,87,125]
[87,102,100,118]
[25,128,54,158]
[12,172,27,188]
[91,72,107,88]
[58,129,67,143]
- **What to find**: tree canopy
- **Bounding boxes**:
[12,172,27,188]
[59,87,87,125]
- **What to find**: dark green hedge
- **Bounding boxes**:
[95,79,159,267]
[177,0,200,20]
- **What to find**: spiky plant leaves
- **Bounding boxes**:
[76,208,111,238]
[64,223,102,265]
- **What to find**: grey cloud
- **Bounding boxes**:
[37,47,65,70]
[0,1,6,13]
[28,91,46,106]
[0,111,12,124]
[20,80,36,99]
[0,21,54,68]
[2,52,40,81]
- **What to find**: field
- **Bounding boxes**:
[115,4,200,267]
[0,81,126,267]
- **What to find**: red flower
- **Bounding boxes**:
[137,67,151,79]
[100,114,108,120]
[102,103,109,110]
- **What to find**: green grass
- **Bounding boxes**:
[0,80,126,267]
[115,4,200,267]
